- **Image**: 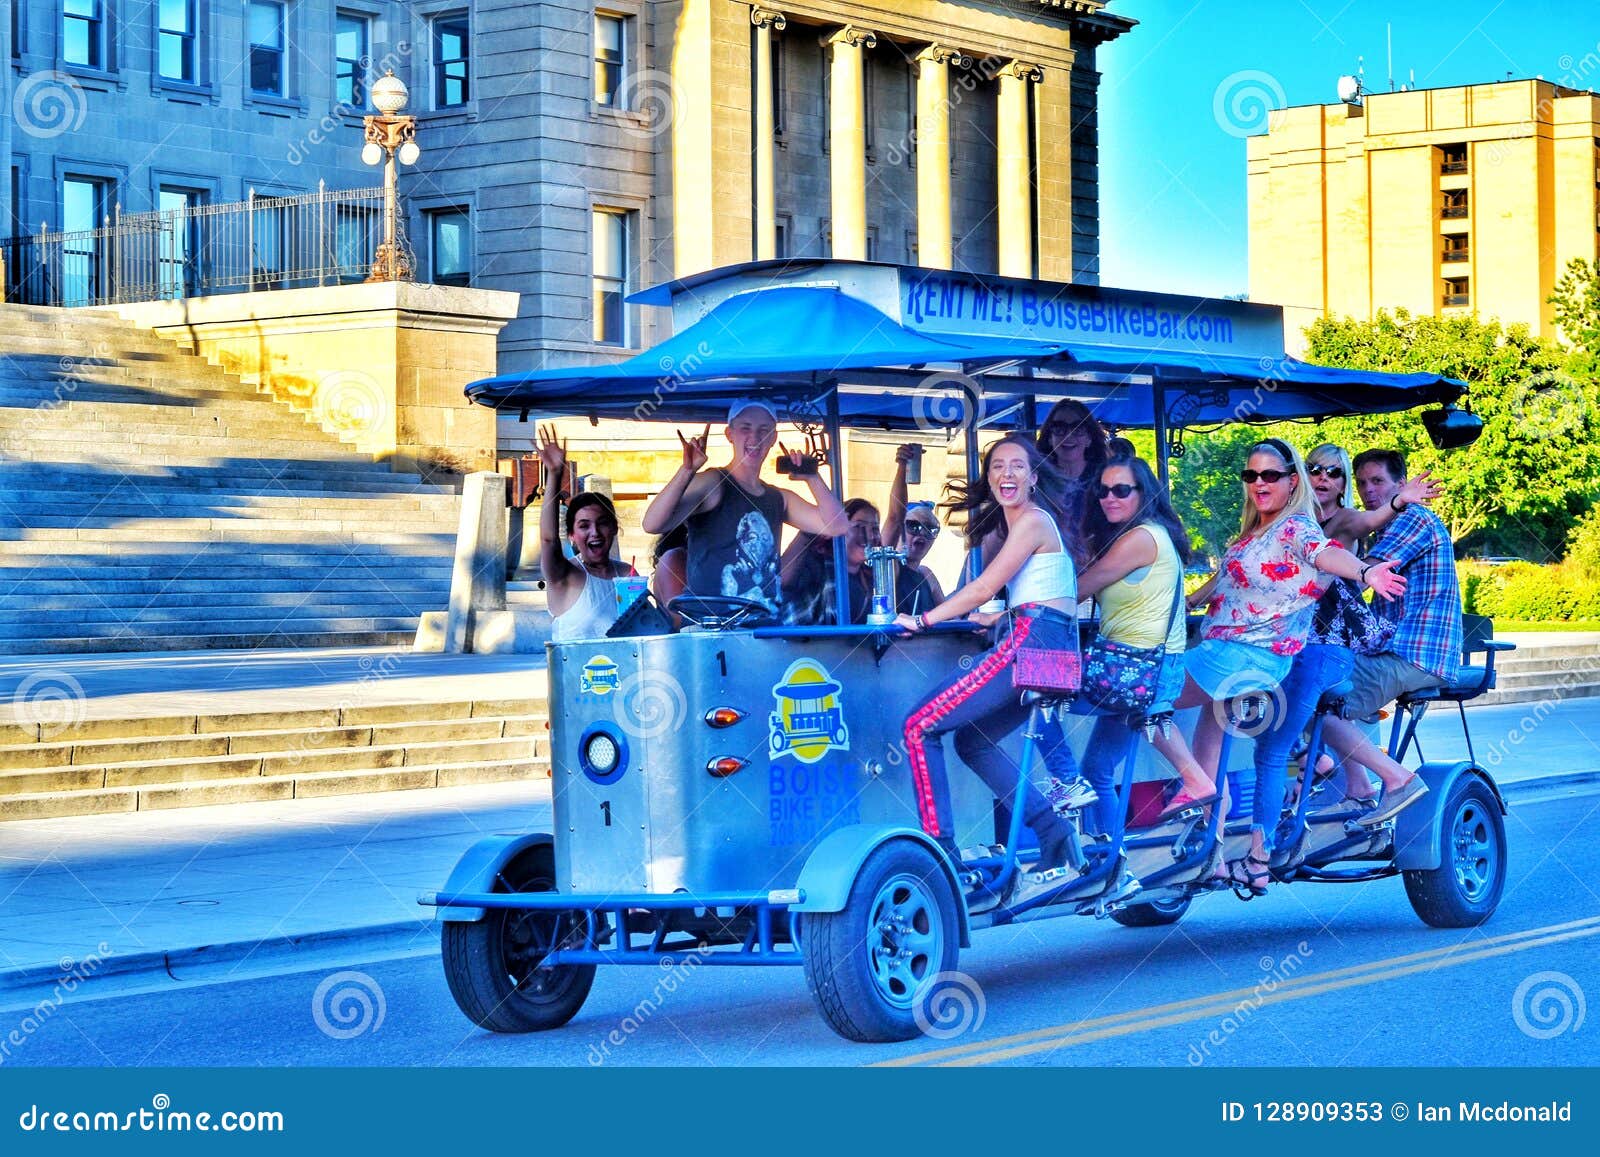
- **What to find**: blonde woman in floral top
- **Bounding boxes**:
[1175,438,1406,895]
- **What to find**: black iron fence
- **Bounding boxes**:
[1,186,393,308]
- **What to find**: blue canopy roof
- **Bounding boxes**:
[466,274,1466,431]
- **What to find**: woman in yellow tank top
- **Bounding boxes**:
[1075,454,1215,832]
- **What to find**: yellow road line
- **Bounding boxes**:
[875,914,1600,1068]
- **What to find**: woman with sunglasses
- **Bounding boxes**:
[783,498,935,625]
[1180,438,1407,895]
[1252,444,1441,816]
[882,444,947,605]
[896,434,1079,873]
[1074,454,1212,833]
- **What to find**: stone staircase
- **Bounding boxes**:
[0,304,460,652]
[0,697,546,820]
[1476,637,1600,707]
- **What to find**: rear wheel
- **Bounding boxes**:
[1403,776,1506,928]
[801,841,959,1043]
[1110,893,1191,927]
[442,843,596,1032]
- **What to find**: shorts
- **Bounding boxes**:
[1343,651,1445,722]
[1184,638,1291,700]
[1152,649,1187,711]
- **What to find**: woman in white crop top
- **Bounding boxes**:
[896,434,1078,873]
[536,426,637,643]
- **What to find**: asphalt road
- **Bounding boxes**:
[6,790,1596,1068]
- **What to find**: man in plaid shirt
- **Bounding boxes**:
[1318,449,1458,824]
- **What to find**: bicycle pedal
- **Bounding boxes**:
[1029,866,1075,885]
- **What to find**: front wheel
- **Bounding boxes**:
[441,843,597,1032]
[1402,776,1506,928]
[1110,893,1191,927]
[801,841,959,1043]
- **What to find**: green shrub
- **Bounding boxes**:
[1456,560,1600,622]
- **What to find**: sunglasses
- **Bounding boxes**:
[1240,469,1292,484]
[1096,483,1140,499]
[905,522,939,539]
[1307,463,1345,480]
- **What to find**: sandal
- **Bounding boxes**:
[1157,789,1219,823]
[1227,854,1272,900]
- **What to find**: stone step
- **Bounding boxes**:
[0,480,457,505]
[1482,669,1600,693]
[0,577,452,598]
[0,628,421,653]
[0,401,323,434]
[0,559,454,581]
[0,699,544,744]
[0,330,206,359]
[0,758,542,820]
[1474,682,1600,708]
[0,512,460,533]
[4,612,424,636]
[0,599,440,625]
[0,459,441,488]
[0,429,382,459]
[0,525,454,546]
[0,490,460,515]
[0,726,543,780]
[1492,655,1600,677]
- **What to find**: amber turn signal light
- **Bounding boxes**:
[704,707,746,728]
[707,756,747,777]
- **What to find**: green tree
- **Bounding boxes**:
[1551,258,1600,353]
[1300,310,1600,557]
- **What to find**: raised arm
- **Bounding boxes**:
[881,444,919,548]
[1076,525,1157,602]
[1326,470,1441,543]
[641,425,714,534]
[533,425,581,607]
[778,443,850,537]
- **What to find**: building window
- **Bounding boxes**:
[432,12,469,108]
[594,12,625,106]
[772,28,786,142]
[1442,189,1469,219]
[1443,276,1470,307]
[1442,235,1469,263]
[63,0,105,68]
[592,207,632,345]
[61,175,113,305]
[1439,143,1467,175]
[248,0,286,96]
[774,216,790,259]
[335,11,369,109]
[157,0,197,83]
[157,185,206,298]
[428,206,470,286]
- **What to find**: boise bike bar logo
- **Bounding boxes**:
[768,658,850,763]
[580,655,621,696]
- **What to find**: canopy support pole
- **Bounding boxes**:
[1153,380,1171,494]
[825,384,851,628]
[963,382,983,585]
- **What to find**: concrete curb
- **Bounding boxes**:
[1,772,1594,1013]
[0,920,438,1015]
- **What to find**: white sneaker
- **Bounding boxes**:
[1047,776,1098,814]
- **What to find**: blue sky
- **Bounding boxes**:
[1096,0,1596,298]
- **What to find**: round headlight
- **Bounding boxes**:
[584,731,620,776]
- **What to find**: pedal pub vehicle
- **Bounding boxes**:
[420,260,1508,1043]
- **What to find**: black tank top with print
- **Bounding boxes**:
[684,470,786,612]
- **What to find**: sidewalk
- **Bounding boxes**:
[2,644,1599,1012]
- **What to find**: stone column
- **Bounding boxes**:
[997,61,1042,278]
[751,8,787,261]
[827,25,876,260]
[915,45,969,270]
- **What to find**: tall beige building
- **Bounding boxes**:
[1248,79,1600,341]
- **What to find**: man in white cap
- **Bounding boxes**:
[642,399,848,616]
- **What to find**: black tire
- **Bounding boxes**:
[1110,893,1192,927]
[441,843,597,1032]
[1403,775,1506,929]
[801,841,960,1043]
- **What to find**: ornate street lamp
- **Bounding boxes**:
[362,69,419,282]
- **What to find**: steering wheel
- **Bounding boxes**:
[667,594,775,631]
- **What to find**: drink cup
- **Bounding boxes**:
[614,574,648,613]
